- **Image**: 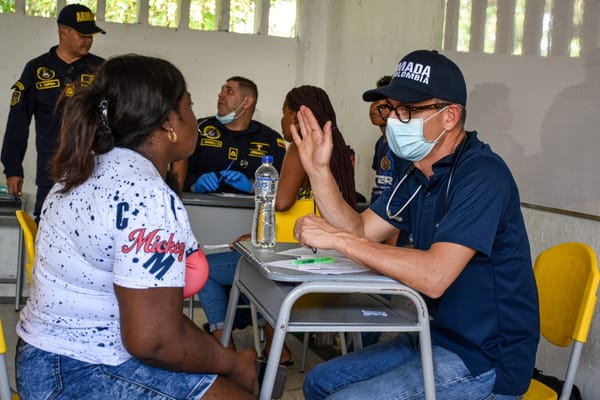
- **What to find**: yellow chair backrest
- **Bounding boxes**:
[0,321,6,355]
[275,198,319,243]
[15,210,37,286]
[0,319,18,399]
[534,242,599,346]
[523,242,599,400]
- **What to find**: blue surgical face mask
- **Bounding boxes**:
[216,97,247,125]
[386,107,448,162]
[215,110,236,125]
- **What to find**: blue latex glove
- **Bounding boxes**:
[220,170,254,193]
[192,172,219,193]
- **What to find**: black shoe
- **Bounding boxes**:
[256,359,288,399]
[202,323,211,333]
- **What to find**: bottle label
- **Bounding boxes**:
[255,177,277,195]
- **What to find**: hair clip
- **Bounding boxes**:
[98,99,110,131]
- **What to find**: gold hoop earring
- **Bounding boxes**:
[167,128,177,144]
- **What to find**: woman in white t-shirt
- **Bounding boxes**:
[16,54,258,400]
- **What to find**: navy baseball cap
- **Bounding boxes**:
[363,50,466,106]
[57,4,106,35]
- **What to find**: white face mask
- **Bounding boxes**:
[385,107,448,162]
[216,97,247,125]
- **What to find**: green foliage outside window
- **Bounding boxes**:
[105,0,138,23]
[149,0,177,27]
[230,0,254,33]
[25,0,56,17]
[0,0,296,37]
[0,0,15,13]
[66,0,96,12]
[190,0,215,30]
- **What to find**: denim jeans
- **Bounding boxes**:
[16,340,217,399]
[197,251,241,331]
[197,251,265,332]
[303,334,521,400]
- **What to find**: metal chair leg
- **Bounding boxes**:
[187,297,194,320]
[300,332,310,373]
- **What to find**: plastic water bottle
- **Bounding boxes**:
[251,155,278,248]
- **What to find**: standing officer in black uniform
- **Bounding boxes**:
[172,76,286,194]
[1,4,105,219]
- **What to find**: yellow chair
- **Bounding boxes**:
[15,211,37,286]
[275,198,318,243]
[523,242,599,400]
[0,320,19,399]
[274,199,347,371]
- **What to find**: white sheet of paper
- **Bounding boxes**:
[267,248,370,274]
[202,244,231,249]
[277,247,340,258]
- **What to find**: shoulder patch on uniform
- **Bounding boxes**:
[10,90,21,106]
[277,138,286,148]
[12,81,25,91]
[10,81,24,106]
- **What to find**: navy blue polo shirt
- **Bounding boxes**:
[371,131,539,395]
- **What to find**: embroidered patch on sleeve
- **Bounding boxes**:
[9,81,24,106]
[10,90,21,106]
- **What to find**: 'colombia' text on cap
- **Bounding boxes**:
[362,49,466,106]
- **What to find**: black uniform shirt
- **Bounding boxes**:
[183,116,287,193]
[1,46,104,188]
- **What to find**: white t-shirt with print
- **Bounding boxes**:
[17,147,198,365]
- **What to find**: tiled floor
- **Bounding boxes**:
[0,302,325,399]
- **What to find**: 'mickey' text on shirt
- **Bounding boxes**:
[122,228,186,262]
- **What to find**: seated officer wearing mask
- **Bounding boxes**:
[293,49,539,400]
[172,76,285,194]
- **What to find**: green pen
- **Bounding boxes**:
[292,256,336,265]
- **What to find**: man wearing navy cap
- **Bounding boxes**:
[293,50,539,399]
[1,4,105,219]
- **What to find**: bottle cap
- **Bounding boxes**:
[262,155,273,164]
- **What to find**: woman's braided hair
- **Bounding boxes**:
[285,85,356,207]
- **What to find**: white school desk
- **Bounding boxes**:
[222,241,436,400]
[182,193,254,254]
[183,193,370,255]
[0,193,24,310]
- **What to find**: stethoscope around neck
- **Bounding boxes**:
[386,137,468,222]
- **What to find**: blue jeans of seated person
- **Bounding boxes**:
[197,251,266,332]
[16,339,217,399]
[303,334,522,400]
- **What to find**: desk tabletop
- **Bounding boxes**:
[234,240,400,284]
[182,192,254,208]
[0,193,22,216]
[183,193,369,211]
